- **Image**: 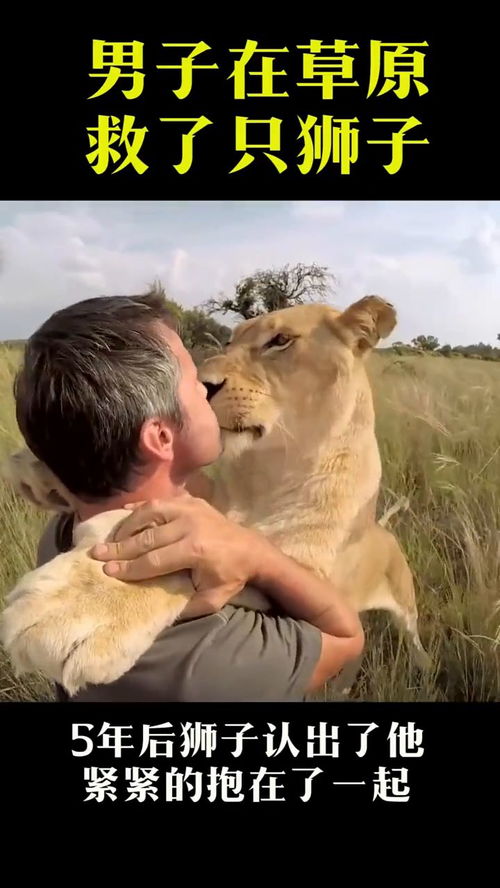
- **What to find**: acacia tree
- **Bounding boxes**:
[202,262,335,320]
[411,334,440,351]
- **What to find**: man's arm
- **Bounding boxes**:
[91,496,365,691]
[251,543,365,692]
[182,540,365,693]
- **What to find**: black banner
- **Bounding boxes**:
[2,702,498,816]
[2,22,497,199]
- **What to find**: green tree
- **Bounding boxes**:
[145,281,230,354]
[180,309,231,351]
[145,281,184,323]
[392,340,406,355]
[202,262,335,320]
[411,334,440,352]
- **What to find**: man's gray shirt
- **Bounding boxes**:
[36,515,322,702]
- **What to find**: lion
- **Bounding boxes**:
[0,295,430,697]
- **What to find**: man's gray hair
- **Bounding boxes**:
[15,288,185,501]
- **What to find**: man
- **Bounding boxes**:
[14,289,364,702]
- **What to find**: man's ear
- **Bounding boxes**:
[139,419,175,461]
[333,295,397,356]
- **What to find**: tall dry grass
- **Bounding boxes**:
[333,353,500,701]
[0,346,499,701]
[0,346,52,700]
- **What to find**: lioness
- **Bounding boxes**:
[0,295,429,696]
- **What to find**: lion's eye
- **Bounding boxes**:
[264,333,294,351]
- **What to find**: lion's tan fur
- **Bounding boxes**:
[0,296,429,695]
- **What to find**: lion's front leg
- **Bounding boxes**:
[1,447,75,513]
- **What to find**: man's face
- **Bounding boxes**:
[163,325,222,474]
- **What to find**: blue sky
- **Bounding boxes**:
[0,200,499,346]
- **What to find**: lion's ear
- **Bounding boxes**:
[333,295,397,356]
[0,449,75,513]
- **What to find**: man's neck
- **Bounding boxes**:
[76,472,186,523]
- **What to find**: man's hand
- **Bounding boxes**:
[90,494,269,614]
[91,495,365,683]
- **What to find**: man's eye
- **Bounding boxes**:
[264,333,293,350]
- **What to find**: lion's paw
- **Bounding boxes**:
[0,550,180,696]
[0,600,137,695]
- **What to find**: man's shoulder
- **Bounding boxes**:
[36,513,74,566]
[155,602,322,701]
[68,601,322,703]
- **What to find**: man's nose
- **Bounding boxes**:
[203,380,226,401]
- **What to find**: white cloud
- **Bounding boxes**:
[455,214,500,274]
[291,201,345,220]
[0,201,499,347]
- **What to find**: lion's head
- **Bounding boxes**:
[199,295,396,461]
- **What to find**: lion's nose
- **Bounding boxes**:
[203,380,226,401]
